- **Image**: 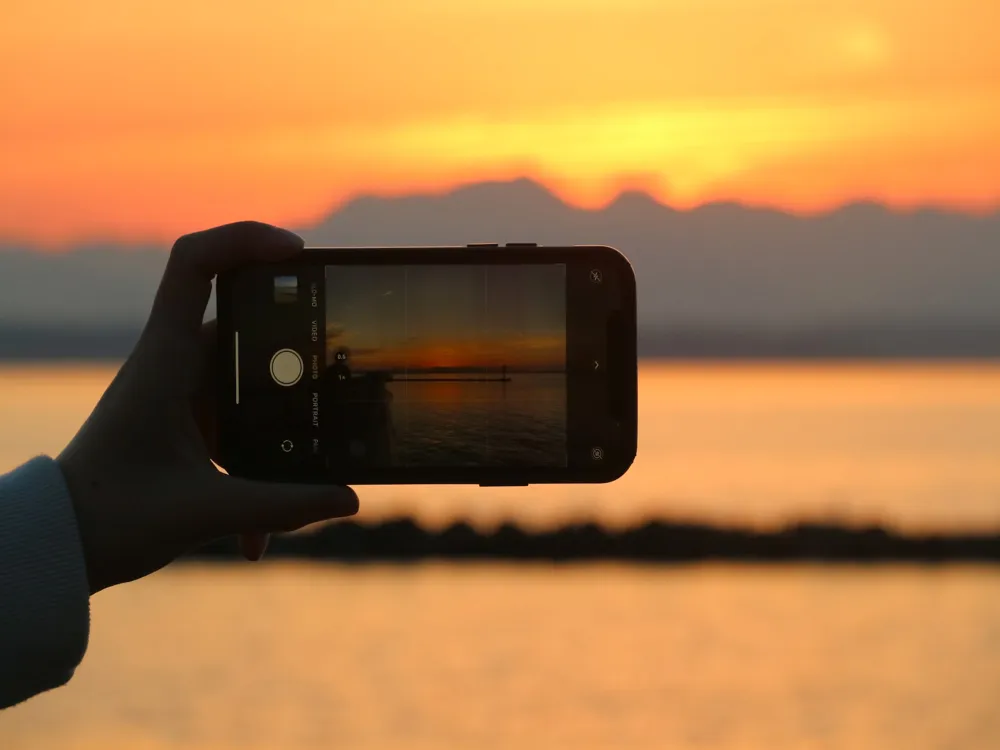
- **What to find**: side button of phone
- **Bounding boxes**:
[505,242,537,247]
[467,243,499,248]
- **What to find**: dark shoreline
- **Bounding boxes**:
[188,518,1000,564]
[5,323,1000,361]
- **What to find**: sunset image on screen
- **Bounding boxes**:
[325,265,566,374]
[323,264,567,468]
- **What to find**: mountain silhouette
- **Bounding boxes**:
[2,178,1000,358]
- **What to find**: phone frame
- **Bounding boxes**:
[217,244,637,486]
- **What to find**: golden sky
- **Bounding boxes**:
[2,0,998,245]
[325,263,566,371]
[327,336,566,373]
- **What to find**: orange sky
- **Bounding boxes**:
[329,335,567,373]
[2,0,999,246]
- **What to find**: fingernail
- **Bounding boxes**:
[326,489,360,518]
[272,226,304,248]
[344,488,360,515]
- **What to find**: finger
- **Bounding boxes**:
[193,320,219,458]
[207,475,359,535]
[239,533,270,561]
[148,221,304,336]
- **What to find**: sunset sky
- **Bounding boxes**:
[2,0,998,246]
[325,265,566,372]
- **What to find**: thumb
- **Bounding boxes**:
[239,532,270,562]
[207,475,359,535]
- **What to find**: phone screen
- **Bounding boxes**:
[219,246,636,485]
[323,263,567,468]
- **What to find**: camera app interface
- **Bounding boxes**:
[322,264,567,468]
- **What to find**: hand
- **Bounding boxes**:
[57,222,358,594]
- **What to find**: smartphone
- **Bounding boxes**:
[216,244,637,485]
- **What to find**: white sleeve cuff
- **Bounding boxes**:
[0,456,90,708]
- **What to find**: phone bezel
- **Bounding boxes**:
[217,245,637,485]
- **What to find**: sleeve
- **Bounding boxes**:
[0,456,90,709]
